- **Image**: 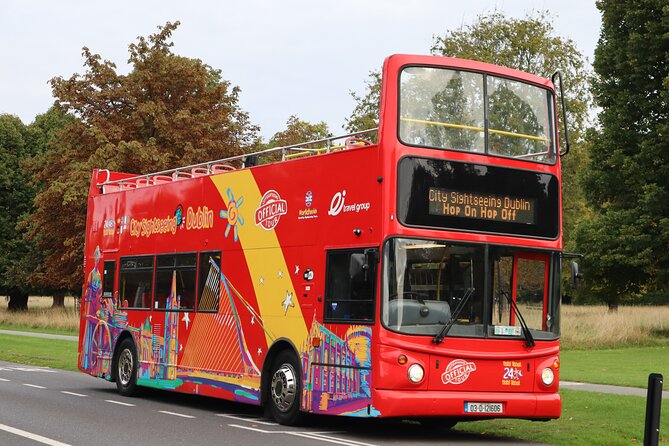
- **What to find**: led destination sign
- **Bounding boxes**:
[428,188,536,224]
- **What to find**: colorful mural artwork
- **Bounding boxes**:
[301,317,379,417]
[80,246,265,402]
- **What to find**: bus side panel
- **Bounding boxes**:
[79,145,384,413]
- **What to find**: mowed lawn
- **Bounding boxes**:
[561,346,669,388]
[0,333,78,371]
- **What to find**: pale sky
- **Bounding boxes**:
[0,0,600,140]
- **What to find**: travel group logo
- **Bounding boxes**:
[327,190,371,217]
[441,359,477,385]
[255,190,287,230]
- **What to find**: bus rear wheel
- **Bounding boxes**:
[114,338,139,397]
[268,350,303,425]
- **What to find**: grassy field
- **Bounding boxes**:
[561,346,669,388]
[0,296,79,335]
[457,389,668,445]
[561,304,669,350]
[0,333,78,371]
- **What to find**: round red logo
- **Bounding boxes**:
[254,190,287,230]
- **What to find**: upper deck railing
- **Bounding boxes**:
[97,128,378,194]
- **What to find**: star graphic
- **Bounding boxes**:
[294,265,300,275]
[281,291,294,315]
[259,276,265,285]
[179,344,183,352]
[182,312,191,329]
[257,348,262,356]
[278,270,283,279]
[251,316,255,325]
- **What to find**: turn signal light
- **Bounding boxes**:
[398,354,408,365]
[553,358,560,370]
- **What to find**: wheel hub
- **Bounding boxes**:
[271,363,297,412]
[118,349,133,386]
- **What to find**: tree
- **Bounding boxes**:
[574,0,669,308]
[346,12,592,248]
[0,115,33,310]
[25,21,259,293]
[269,115,331,147]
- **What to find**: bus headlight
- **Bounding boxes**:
[541,367,555,386]
[408,364,425,383]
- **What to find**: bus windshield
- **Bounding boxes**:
[381,238,560,340]
[398,66,555,163]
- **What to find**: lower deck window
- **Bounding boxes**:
[154,254,197,311]
[119,256,154,309]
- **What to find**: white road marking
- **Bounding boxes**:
[159,410,195,419]
[290,431,378,446]
[0,423,72,446]
[228,424,379,446]
[0,377,10,382]
[61,391,88,397]
[301,432,379,446]
[217,413,278,425]
[104,399,135,407]
[23,383,46,389]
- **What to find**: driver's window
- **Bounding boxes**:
[324,248,376,324]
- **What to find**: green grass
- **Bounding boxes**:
[0,323,78,337]
[561,346,669,388]
[0,333,78,371]
[456,389,668,445]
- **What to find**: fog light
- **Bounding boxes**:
[408,364,424,383]
[541,367,555,386]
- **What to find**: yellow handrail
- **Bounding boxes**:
[400,117,550,143]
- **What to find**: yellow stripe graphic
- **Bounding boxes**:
[210,171,308,350]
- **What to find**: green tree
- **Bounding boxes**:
[25,22,259,292]
[0,115,32,310]
[269,114,331,147]
[574,0,669,308]
[346,11,591,249]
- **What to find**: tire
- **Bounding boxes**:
[114,338,139,397]
[267,350,303,425]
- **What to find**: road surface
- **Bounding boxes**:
[0,360,545,446]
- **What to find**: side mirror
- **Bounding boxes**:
[570,261,583,289]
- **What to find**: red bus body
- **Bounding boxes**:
[79,54,563,422]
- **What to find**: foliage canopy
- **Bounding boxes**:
[26,22,259,291]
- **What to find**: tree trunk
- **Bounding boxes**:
[8,292,29,311]
[51,291,66,308]
[607,302,619,312]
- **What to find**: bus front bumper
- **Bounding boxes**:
[372,389,561,419]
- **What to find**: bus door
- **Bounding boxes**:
[88,250,117,377]
[509,252,550,331]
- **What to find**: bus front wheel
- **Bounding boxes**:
[114,338,139,397]
[268,350,303,425]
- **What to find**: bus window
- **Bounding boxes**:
[324,248,376,323]
[154,254,197,311]
[198,251,222,312]
[102,260,116,300]
[119,256,153,309]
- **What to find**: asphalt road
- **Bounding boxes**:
[0,360,547,446]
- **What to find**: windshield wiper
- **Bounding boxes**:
[432,287,475,344]
[501,291,535,348]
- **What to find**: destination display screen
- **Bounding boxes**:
[398,157,559,239]
[428,188,537,224]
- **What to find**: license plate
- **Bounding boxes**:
[464,402,503,414]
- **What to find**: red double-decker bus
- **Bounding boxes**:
[79,54,568,427]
